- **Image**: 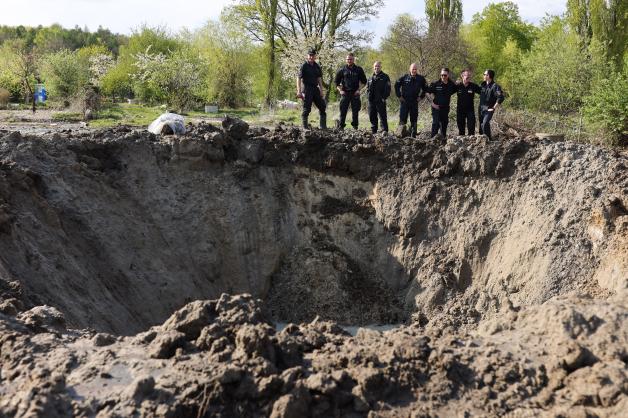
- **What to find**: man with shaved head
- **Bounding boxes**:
[394,63,428,138]
[366,61,391,134]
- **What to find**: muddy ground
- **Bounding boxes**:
[0,118,626,417]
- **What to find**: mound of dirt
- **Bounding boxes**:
[0,293,626,417]
[0,120,626,416]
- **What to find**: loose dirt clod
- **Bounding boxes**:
[0,121,626,417]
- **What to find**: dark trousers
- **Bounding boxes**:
[339,92,361,129]
[479,109,494,139]
[431,106,450,137]
[368,99,388,133]
[457,109,476,135]
[399,100,418,137]
[302,87,326,128]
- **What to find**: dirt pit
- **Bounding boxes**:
[0,119,626,417]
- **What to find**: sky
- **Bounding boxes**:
[3,0,566,45]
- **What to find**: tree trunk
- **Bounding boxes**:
[265,40,276,107]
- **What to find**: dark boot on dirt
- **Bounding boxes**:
[320,115,327,130]
[302,117,310,129]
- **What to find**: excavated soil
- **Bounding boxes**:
[0,119,626,417]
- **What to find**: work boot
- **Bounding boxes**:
[302,117,309,129]
[320,114,327,130]
[411,123,419,138]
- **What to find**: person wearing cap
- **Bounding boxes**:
[297,48,327,129]
[456,69,482,135]
[478,69,505,140]
[394,63,428,138]
[334,52,367,129]
[366,61,391,134]
[427,67,458,138]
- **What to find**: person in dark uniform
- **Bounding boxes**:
[479,69,505,140]
[456,69,482,135]
[394,63,428,138]
[297,48,326,129]
[427,67,458,138]
[366,61,391,134]
[335,53,367,129]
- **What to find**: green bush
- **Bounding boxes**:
[0,71,22,101]
[40,49,89,100]
[0,87,9,108]
[583,69,628,146]
[515,17,591,113]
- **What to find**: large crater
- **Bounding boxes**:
[0,122,626,335]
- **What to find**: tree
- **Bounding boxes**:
[567,0,627,69]
[3,39,39,112]
[33,24,69,53]
[566,0,592,44]
[40,49,87,99]
[425,0,463,31]
[583,66,628,145]
[192,16,255,108]
[230,0,279,106]
[462,2,536,89]
[132,46,205,111]
[280,0,385,97]
[278,32,345,86]
[113,26,180,103]
[515,17,591,113]
[379,13,469,82]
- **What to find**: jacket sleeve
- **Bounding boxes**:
[422,79,432,97]
[359,67,368,85]
[334,69,343,87]
[384,75,391,99]
[496,84,505,104]
[394,77,402,98]
[473,83,482,94]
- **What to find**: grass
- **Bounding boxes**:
[52,112,83,122]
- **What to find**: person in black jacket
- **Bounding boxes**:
[366,61,391,134]
[456,69,482,135]
[479,69,505,140]
[427,67,458,138]
[335,53,367,129]
[297,48,326,129]
[394,63,428,138]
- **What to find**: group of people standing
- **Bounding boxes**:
[296,49,505,140]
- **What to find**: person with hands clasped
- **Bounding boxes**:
[394,63,428,138]
[335,53,367,130]
[427,67,458,138]
[366,61,391,134]
[456,69,482,135]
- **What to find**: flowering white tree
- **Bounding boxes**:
[88,54,114,87]
[132,46,205,111]
[279,33,345,95]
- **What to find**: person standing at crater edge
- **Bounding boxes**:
[456,69,482,135]
[394,63,428,138]
[479,69,505,140]
[297,48,327,129]
[427,67,458,138]
[335,52,367,130]
[367,61,391,134]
